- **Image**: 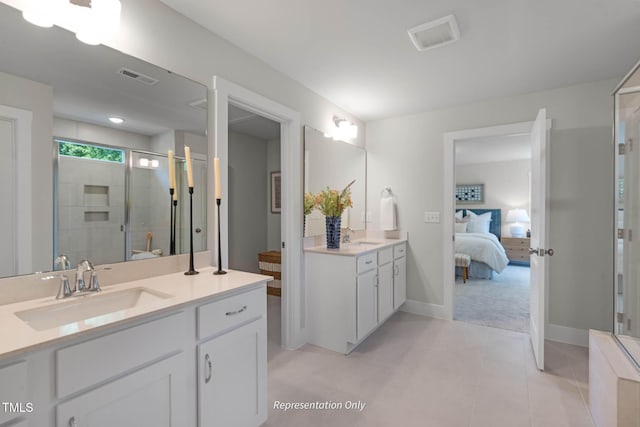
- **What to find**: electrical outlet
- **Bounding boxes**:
[424,211,440,223]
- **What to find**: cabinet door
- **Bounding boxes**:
[357,269,378,340]
[378,262,394,321]
[198,318,266,427]
[394,256,407,310]
[56,353,186,427]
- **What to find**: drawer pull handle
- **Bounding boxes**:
[69,417,77,427]
[394,265,399,276]
[205,354,212,383]
[226,305,247,316]
[365,260,373,265]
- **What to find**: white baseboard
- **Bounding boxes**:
[400,299,449,320]
[546,323,589,347]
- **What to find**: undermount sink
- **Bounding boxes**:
[15,287,174,331]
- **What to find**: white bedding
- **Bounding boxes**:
[455,233,509,274]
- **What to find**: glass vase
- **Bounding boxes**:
[325,216,341,249]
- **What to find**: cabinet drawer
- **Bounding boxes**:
[378,247,393,265]
[0,361,28,425]
[393,243,406,259]
[197,287,265,340]
[502,238,530,248]
[56,312,185,398]
[506,249,530,261]
[357,252,377,273]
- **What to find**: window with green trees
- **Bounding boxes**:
[57,140,124,163]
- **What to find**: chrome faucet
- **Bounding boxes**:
[54,255,72,300]
[75,259,101,293]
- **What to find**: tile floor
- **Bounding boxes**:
[266,296,593,427]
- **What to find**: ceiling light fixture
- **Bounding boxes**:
[108,116,124,124]
[21,0,122,46]
[332,116,358,141]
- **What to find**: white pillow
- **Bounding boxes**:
[467,211,491,222]
[454,210,464,221]
[455,222,468,233]
[467,218,491,233]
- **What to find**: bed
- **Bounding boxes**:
[455,209,509,279]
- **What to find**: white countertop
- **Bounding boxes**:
[304,238,406,256]
[0,267,271,360]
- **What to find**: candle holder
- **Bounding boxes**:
[213,198,227,275]
[169,188,176,256]
[185,187,199,275]
[172,198,178,254]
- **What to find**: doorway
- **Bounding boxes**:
[226,104,283,353]
[452,134,532,333]
[212,77,303,350]
[443,112,550,371]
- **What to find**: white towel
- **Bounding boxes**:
[380,195,397,230]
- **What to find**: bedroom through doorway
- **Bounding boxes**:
[453,132,532,333]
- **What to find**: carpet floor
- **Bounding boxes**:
[454,265,530,333]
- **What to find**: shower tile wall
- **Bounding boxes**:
[57,156,125,266]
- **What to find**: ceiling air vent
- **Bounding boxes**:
[117,67,159,86]
[408,14,460,52]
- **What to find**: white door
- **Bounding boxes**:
[0,105,32,277]
[378,262,394,321]
[529,108,551,371]
[357,269,378,340]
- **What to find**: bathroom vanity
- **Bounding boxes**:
[0,268,269,427]
[305,238,407,354]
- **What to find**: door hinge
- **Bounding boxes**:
[282,241,285,249]
[618,228,625,239]
[619,143,626,155]
[617,312,624,323]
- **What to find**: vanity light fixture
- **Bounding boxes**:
[108,116,124,124]
[21,0,122,46]
[332,116,358,141]
[22,0,68,28]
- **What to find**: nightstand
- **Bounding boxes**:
[502,237,530,265]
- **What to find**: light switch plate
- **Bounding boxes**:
[424,211,440,223]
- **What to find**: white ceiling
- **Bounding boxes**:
[455,133,531,165]
[160,0,640,121]
[228,104,281,141]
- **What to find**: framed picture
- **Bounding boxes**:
[271,171,281,213]
[455,183,484,203]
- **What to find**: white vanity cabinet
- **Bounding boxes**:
[306,241,407,354]
[393,243,407,310]
[197,288,267,427]
[0,276,267,427]
[56,353,186,427]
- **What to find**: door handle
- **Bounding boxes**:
[68,417,77,427]
[204,353,212,383]
[529,248,554,256]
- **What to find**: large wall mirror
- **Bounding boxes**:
[0,3,208,279]
[303,126,366,237]
[614,59,640,367]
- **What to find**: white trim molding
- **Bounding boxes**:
[0,104,32,276]
[211,77,305,350]
[546,323,589,347]
[400,300,448,320]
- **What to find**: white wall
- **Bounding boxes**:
[267,138,282,251]
[366,79,615,334]
[228,131,268,273]
[0,70,53,273]
[456,159,531,237]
